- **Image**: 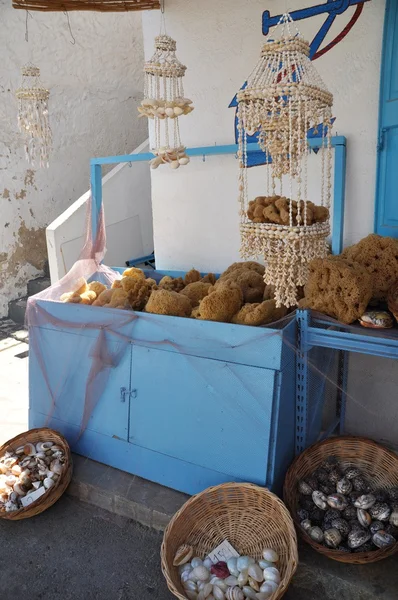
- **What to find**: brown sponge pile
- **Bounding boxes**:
[247,196,329,226]
[146,289,192,318]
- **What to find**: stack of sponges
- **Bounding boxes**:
[247,196,329,226]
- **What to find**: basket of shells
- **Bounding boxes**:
[284,436,398,564]
[0,428,72,520]
[161,482,298,600]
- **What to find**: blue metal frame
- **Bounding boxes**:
[90,136,347,254]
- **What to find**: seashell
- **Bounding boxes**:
[385,523,398,538]
[237,569,248,586]
[181,570,193,583]
[192,566,210,581]
[199,583,214,599]
[337,545,351,553]
[312,491,328,510]
[372,531,396,549]
[389,511,398,527]
[308,526,324,543]
[3,457,17,469]
[178,156,190,166]
[248,564,263,582]
[369,520,384,535]
[349,521,365,534]
[259,582,274,595]
[359,310,393,329]
[324,508,340,523]
[261,549,278,563]
[324,528,342,548]
[0,463,7,474]
[357,509,372,528]
[300,497,315,512]
[353,477,369,493]
[13,482,26,496]
[322,456,339,472]
[203,558,214,570]
[23,443,36,456]
[298,480,313,495]
[344,467,361,480]
[224,575,238,586]
[248,577,260,591]
[237,556,255,571]
[212,586,225,600]
[9,491,18,503]
[328,469,342,485]
[262,567,280,584]
[258,560,273,570]
[256,593,273,600]
[388,487,398,503]
[225,587,244,600]
[174,544,194,566]
[297,508,309,521]
[211,562,230,579]
[191,558,203,569]
[306,476,319,491]
[242,590,257,600]
[165,107,175,117]
[11,464,22,476]
[330,518,350,538]
[301,519,312,532]
[343,506,358,521]
[15,445,25,455]
[369,502,391,522]
[336,478,352,495]
[348,529,371,549]
[43,478,55,490]
[314,468,329,484]
[36,441,53,453]
[184,580,198,591]
[5,475,17,487]
[263,580,278,594]
[5,501,18,512]
[210,579,227,591]
[186,591,198,600]
[174,106,184,116]
[170,160,180,169]
[320,484,335,496]
[354,494,376,510]
[327,494,347,511]
[226,557,239,577]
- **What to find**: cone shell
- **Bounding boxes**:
[173,544,194,566]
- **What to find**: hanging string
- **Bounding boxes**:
[159,0,167,35]
[64,11,76,45]
[25,10,32,43]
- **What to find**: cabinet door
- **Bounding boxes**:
[129,346,276,483]
[375,0,398,236]
[29,327,131,441]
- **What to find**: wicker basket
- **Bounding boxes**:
[0,428,72,521]
[284,436,398,564]
[161,482,298,600]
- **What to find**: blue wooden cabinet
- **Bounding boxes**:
[29,287,298,496]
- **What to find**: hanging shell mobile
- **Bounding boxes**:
[139,35,194,169]
[15,64,52,168]
[237,13,333,307]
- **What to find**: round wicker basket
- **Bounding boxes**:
[161,482,298,600]
[284,436,398,564]
[0,428,72,521]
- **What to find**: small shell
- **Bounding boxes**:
[170,160,180,169]
[390,511,398,527]
[173,544,194,566]
[210,578,227,591]
[5,501,18,512]
[348,529,371,549]
[191,558,203,569]
[353,477,369,493]
[357,509,372,528]
[199,583,214,599]
[11,464,22,476]
[237,569,248,586]
[36,441,53,453]
[344,467,361,480]
[324,528,342,548]
[242,588,257,600]
[15,445,25,455]
[178,156,190,166]
[308,526,324,543]
[174,106,184,116]
[258,559,274,569]
[225,587,244,600]
[359,310,393,329]
[327,494,347,511]
[336,478,352,495]
[186,592,198,600]
[369,502,391,522]
[248,564,263,582]
[226,557,239,577]
[263,581,278,594]
[263,567,280,584]
[5,475,17,487]
[372,530,396,549]
[192,566,210,581]
[13,482,26,497]
[369,520,384,535]
[181,570,193,583]
[354,494,376,510]
[224,576,238,586]
[298,480,313,495]
[23,443,36,456]
[261,549,278,563]
[330,518,350,538]
[328,469,342,484]
[259,582,274,595]
[312,491,328,510]
[237,556,255,571]
[256,593,273,600]
[43,478,55,490]
[248,577,260,591]
[184,580,198,591]
[212,586,225,600]
[203,558,214,570]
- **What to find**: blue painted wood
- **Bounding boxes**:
[375,0,398,237]
[332,139,347,254]
[90,163,102,241]
[129,346,278,482]
[31,298,296,371]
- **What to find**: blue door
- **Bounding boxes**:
[375,0,398,237]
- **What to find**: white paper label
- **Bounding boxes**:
[207,539,239,563]
[20,486,46,507]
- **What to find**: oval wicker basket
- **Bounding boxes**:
[284,436,398,564]
[161,482,298,600]
[0,428,72,521]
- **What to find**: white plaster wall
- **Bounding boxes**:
[142,0,385,272]
[0,1,148,317]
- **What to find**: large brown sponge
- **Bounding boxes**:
[196,286,242,323]
[217,269,265,303]
[299,257,373,324]
[342,234,398,300]
[146,289,192,317]
[232,300,288,326]
[180,281,211,306]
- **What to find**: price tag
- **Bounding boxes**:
[207,539,239,564]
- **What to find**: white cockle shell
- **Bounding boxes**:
[192,566,210,581]
[263,567,280,584]
[237,556,255,571]
[262,549,278,563]
[248,564,263,583]
[43,477,55,490]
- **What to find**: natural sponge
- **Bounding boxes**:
[158,276,185,293]
[219,269,265,303]
[146,289,192,318]
[122,267,145,280]
[88,281,107,297]
[196,286,242,323]
[93,289,114,307]
[184,269,201,285]
[125,279,151,311]
[220,261,265,279]
[299,257,373,324]
[232,300,288,326]
[342,234,398,299]
[180,281,211,306]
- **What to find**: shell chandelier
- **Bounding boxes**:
[15,64,52,168]
[237,13,334,307]
[139,34,194,169]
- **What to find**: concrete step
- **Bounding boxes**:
[27,276,51,297]
[8,296,28,325]
[68,455,397,599]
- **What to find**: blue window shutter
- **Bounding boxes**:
[375,0,398,237]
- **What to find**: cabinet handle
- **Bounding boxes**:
[120,387,127,403]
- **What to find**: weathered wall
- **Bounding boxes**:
[142,0,385,272]
[0,1,147,317]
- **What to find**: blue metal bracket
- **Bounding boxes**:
[296,309,310,454]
